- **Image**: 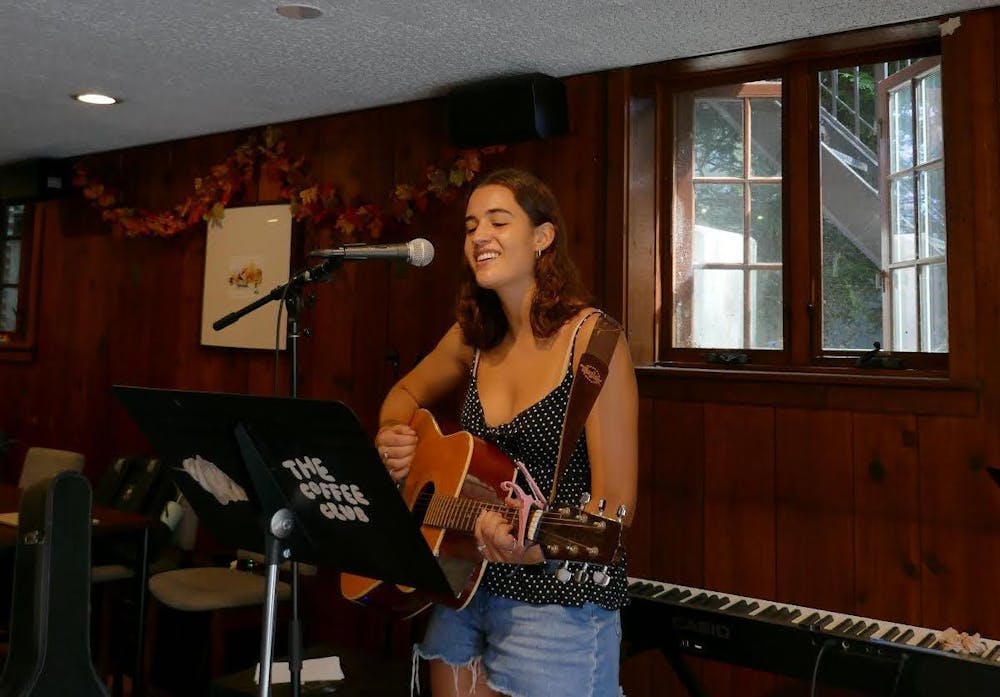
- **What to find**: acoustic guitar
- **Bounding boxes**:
[340,409,625,617]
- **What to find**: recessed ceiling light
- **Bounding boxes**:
[276,4,322,19]
[73,93,119,106]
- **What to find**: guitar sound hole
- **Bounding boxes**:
[411,482,434,524]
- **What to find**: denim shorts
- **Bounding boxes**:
[414,591,623,697]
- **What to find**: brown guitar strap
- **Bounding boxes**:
[548,313,623,503]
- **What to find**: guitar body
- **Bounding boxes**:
[341,409,517,617]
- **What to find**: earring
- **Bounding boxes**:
[536,249,541,259]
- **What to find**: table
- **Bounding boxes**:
[0,483,156,697]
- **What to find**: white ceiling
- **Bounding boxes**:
[0,0,994,166]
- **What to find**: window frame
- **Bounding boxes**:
[641,30,947,373]
[0,200,41,360]
[876,56,946,355]
[809,46,945,371]
[669,79,786,363]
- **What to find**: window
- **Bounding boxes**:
[820,57,945,355]
[656,39,945,370]
[880,58,946,353]
[0,202,38,353]
[672,81,783,351]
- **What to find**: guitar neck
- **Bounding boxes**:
[422,494,516,535]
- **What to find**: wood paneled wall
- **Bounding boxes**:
[621,10,1000,697]
[1,8,1000,697]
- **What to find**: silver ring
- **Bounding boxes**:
[476,543,487,552]
[382,449,389,461]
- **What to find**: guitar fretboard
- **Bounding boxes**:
[422,494,516,534]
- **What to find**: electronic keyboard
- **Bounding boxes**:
[624,577,1000,696]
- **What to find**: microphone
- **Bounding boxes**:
[308,238,435,267]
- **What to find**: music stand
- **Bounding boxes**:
[113,386,459,697]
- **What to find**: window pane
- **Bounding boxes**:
[822,217,882,350]
[5,204,26,238]
[674,80,782,355]
[919,167,946,258]
[892,267,917,351]
[690,269,743,348]
[889,85,913,173]
[694,100,743,177]
[0,287,16,333]
[750,184,781,263]
[818,60,883,352]
[837,69,857,126]
[750,98,782,176]
[917,68,943,164]
[891,176,916,262]
[694,183,743,264]
[750,270,782,349]
[2,240,20,284]
[820,72,834,114]
[920,263,948,352]
[858,66,876,151]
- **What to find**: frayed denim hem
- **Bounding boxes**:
[411,642,625,697]
[411,643,484,697]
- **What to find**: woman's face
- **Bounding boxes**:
[464,184,543,292]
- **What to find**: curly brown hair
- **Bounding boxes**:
[456,168,593,349]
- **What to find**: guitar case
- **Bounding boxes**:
[0,471,108,697]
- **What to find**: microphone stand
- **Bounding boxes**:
[212,256,341,697]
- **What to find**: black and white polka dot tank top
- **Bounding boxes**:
[460,310,629,610]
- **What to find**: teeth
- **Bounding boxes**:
[476,251,499,262]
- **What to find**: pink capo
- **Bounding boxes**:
[500,460,548,547]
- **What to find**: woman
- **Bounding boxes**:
[376,168,638,697]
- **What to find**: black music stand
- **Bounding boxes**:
[113,386,458,697]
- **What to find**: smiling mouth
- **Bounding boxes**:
[475,251,500,264]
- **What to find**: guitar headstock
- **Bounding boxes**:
[530,500,625,568]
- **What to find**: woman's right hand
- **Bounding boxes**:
[375,423,418,483]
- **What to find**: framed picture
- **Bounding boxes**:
[200,204,292,350]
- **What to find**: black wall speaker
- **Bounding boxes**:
[0,159,71,202]
[447,73,569,148]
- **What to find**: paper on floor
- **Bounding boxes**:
[254,656,344,685]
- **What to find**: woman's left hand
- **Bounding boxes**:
[473,510,543,564]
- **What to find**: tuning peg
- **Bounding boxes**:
[592,566,611,587]
[573,562,589,584]
[598,498,607,515]
[579,492,592,507]
[555,562,573,583]
[616,504,627,522]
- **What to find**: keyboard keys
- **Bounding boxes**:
[859,623,880,639]
[832,618,854,633]
[880,627,901,641]
[626,577,1000,673]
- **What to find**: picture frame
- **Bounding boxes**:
[200,204,292,350]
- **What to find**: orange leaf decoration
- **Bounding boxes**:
[73,129,502,240]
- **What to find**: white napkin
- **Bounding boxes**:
[253,656,344,685]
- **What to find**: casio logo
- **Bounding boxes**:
[672,616,732,640]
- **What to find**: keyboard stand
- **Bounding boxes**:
[661,644,708,697]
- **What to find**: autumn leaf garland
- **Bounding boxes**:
[73,127,502,240]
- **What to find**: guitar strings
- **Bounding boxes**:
[413,491,617,529]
